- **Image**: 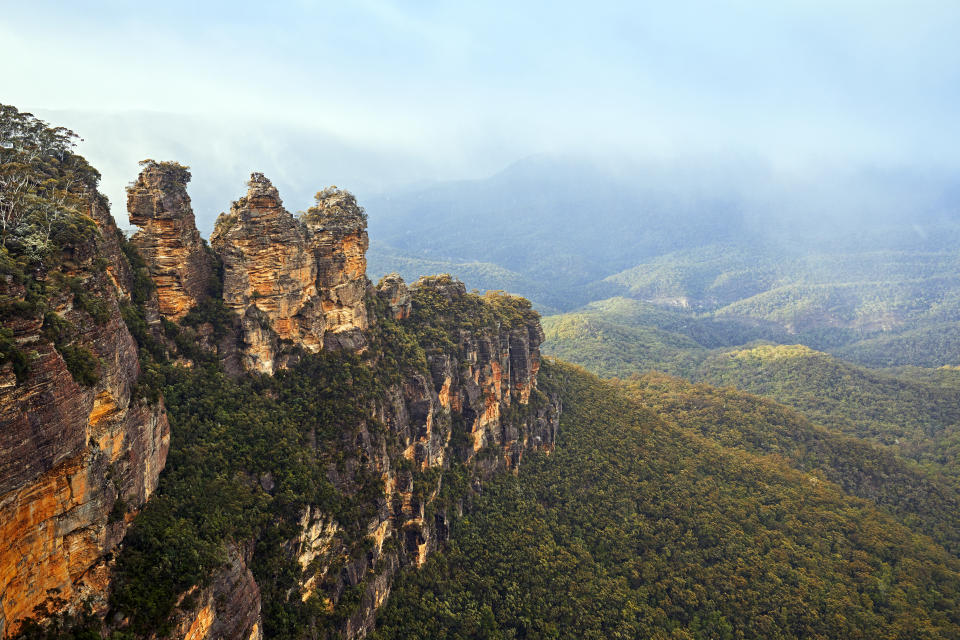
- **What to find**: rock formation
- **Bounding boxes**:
[209,173,321,373]
[127,160,214,321]
[163,544,262,640]
[210,175,369,373]
[286,275,558,638]
[0,147,557,640]
[166,275,558,640]
[0,195,169,638]
[375,273,411,320]
[302,187,369,350]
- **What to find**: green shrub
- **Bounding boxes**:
[58,344,100,386]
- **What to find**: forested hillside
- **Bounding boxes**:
[372,362,960,640]
[694,345,960,483]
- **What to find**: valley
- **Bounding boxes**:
[2,104,960,640]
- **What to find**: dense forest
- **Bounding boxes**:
[373,362,960,640]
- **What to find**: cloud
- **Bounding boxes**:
[4,0,960,224]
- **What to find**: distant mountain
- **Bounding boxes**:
[366,154,960,315]
[366,155,749,309]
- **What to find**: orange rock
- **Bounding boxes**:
[128,161,215,321]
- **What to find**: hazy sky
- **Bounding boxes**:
[3,1,959,228]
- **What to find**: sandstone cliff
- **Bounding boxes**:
[161,272,557,640]
[0,192,169,637]
[128,161,214,321]
[0,121,557,640]
[302,187,369,351]
[330,275,557,638]
[116,165,559,639]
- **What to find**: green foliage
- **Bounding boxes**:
[136,159,190,187]
[104,263,549,638]
[180,296,234,342]
[0,103,102,262]
[367,293,428,382]
[0,325,30,382]
[119,234,156,306]
[694,344,960,482]
[12,600,111,640]
[836,323,960,368]
[39,311,102,386]
[622,372,960,556]
[405,276,539,355]
[542,312,707,378]
[109,351,381,636]
[64,276,111,324]
[374,361,960,640]
[57,344,100,386]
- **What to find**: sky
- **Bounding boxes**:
[2,1,959,231]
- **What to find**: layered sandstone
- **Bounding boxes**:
[0,196,169,638]
[179,273,558,640]
[209,173,320,373]
[163,544,262,640]
[375,273,411,320]
[128,160,214,321]
[302,187,369,350]
[210,175,369,373]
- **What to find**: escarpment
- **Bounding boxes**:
[127,160,215,321]
[120,172,558,639]
[254,274,558,639]
[0,176,169,636]
[2,127,557,640]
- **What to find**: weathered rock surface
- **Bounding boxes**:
[286,275,558,639]
[0,196,169,638]
[163,544,262,640]
[302,187,369,350]
[0,152,558,640]
[375,273,411,321]
[170,274,558,640]
[210,176,369,373]
[128,160,214,321]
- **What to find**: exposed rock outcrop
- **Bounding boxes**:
[375,273,411,321]
[0,196,169,638]
[302,187,369,350]
[164,544,262,640]
[288,275,558,639]
[209,173,320,373]
[166,274,558,640]
[0,147,557,639]
[210,176,369,373]
[128,160,214,321]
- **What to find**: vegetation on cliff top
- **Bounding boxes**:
[0,104,114,387]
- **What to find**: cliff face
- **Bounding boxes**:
[281,275,558,639]
[163,544,262,640]
[0,132,556,640]
[118,168,558,640]
[128,161,214,321]
[0,196,169,638]
[163,274,558,640]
